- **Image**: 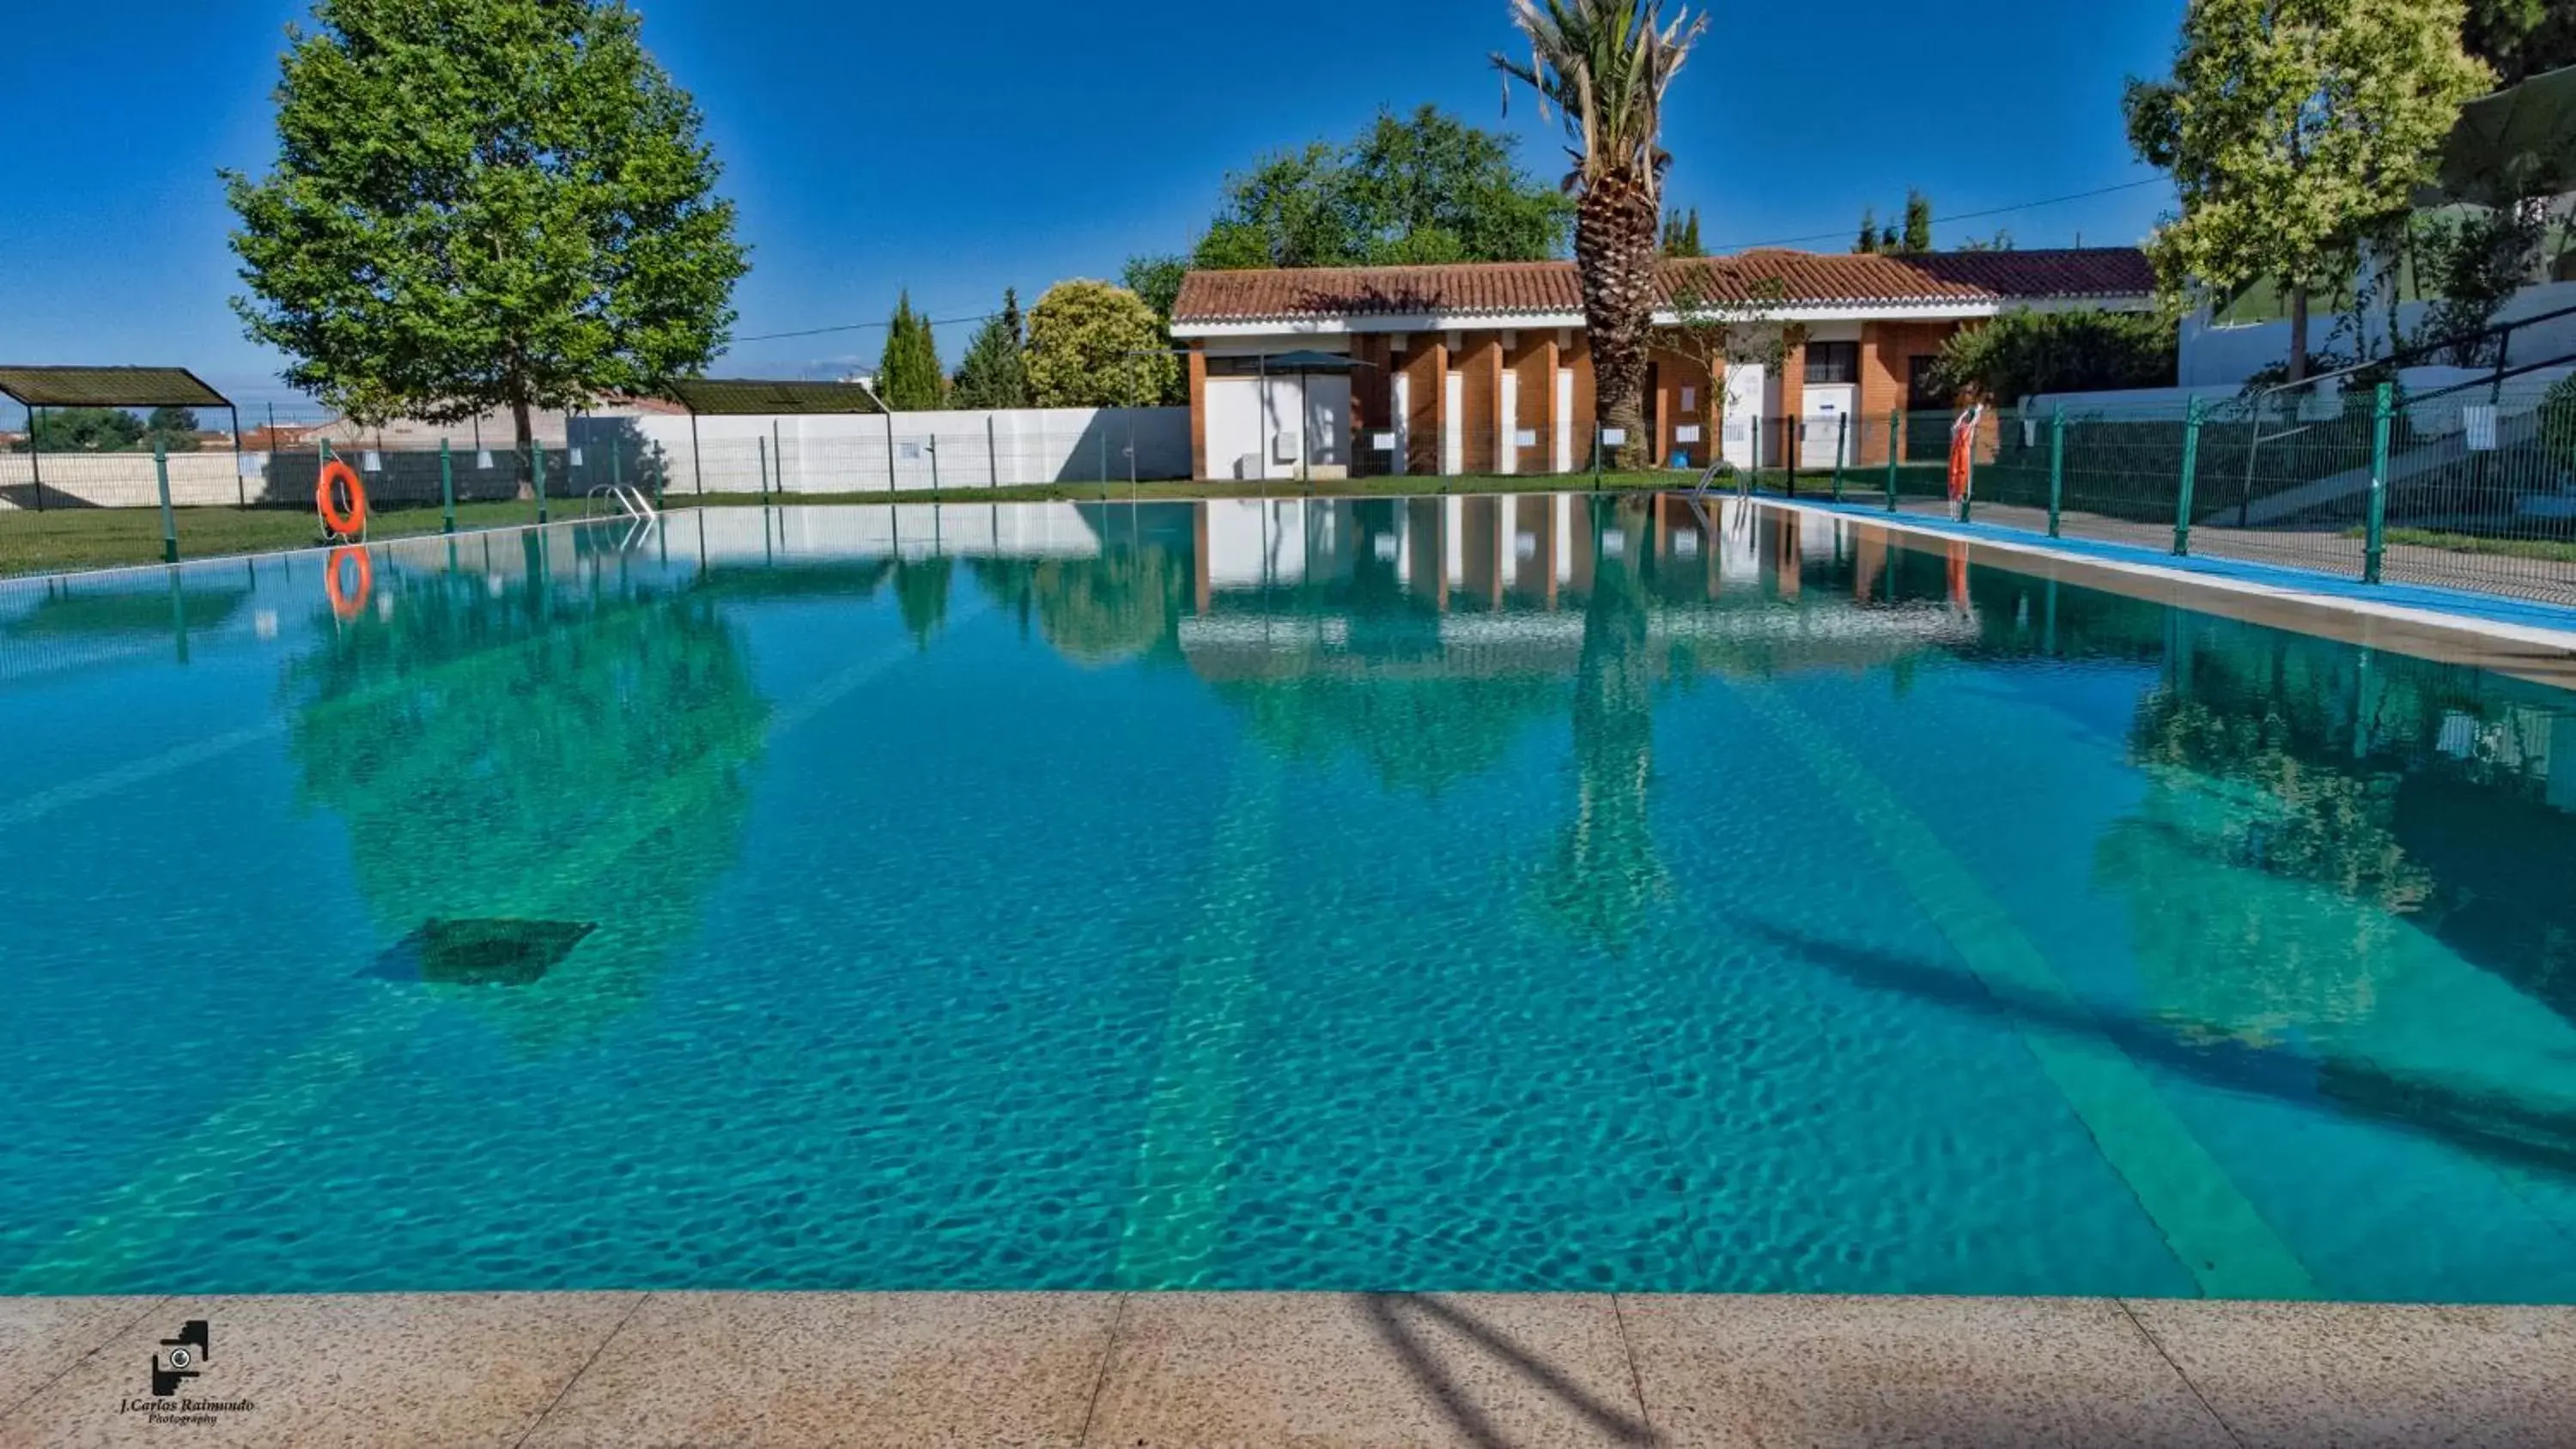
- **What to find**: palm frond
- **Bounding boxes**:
[1492,0,1701,194]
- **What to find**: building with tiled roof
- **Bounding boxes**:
[1168,248,2158,480]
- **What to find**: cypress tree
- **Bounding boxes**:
[1902,190,1933,254]
[951,288,1032,409]
[878,290,945,410]
[1855,208,1878,253]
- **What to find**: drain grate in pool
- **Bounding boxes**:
[364,919,598,987]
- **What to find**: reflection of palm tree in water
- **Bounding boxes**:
[288,557,767,1051]
[1538,500,1670,947]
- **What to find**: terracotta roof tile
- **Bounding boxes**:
[1172,247,2154,324]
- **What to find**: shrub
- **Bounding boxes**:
[1932,308,2178,403]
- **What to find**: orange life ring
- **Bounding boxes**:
[317,458,368,536]
[325,545,373,621]
[1947,409,1980,503]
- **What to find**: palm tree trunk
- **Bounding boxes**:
[1577,169,1662,470]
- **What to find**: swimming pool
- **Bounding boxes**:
[5,494,2575,1301]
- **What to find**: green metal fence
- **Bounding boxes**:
[1831,375,2576,608]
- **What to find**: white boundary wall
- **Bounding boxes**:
[586,407,1190,496]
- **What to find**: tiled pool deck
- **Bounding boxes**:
[1765,496,2576,670]
[4,1292,2571,1447]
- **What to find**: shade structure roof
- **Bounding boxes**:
[660,378,884,415]
[2420,64,2576,206]
[0,365,232,409]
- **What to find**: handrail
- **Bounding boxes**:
[2250,300,2576,405]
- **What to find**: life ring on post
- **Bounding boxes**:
[316,458,368,537]
[325,545,373,621]
[1946,404,1984,510]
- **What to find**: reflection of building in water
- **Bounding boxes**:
[1179,494,1980,685]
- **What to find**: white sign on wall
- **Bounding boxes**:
[1600,427,1628,446]
[1515,429,1538,447]
[1371,431,1398,450]
[1674,426,1703,444]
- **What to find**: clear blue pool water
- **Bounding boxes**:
[6,494,2576,1300]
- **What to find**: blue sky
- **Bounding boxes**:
[0,0,2187,417]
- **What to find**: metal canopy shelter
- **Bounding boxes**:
[2419,63,2576,207]
[659,377,890,497]
[0,365,243,512]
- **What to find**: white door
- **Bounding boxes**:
[1801,385,1857,469]
[1303,374,1351,475]
[1721,363,1766,470]
[1206,377,1263,479]
[1443,372,1465,476]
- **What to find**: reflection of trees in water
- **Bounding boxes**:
[1535,502,1670,949]
[2102,689,2432,1043]
[1218,675,1564,798]
[288,561,768,1050]
[969,546,1185,666]
[893,556,954,650]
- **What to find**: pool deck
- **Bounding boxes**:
[3,1291,2571,1447]
[1757,495,2576,687]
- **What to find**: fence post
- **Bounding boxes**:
[1883,410,1900,512]
[2172,397,2204,556]
[439,438,457,534]
[1785,419,1800,499]
[756,434,769,502]
[1592,422,1603,491]
[155,438,179,564]
[2046,407,2066,539]
[987,415,999,488]
[532,440,548,524]
[2364,381,2394,584]
[1831,412,1849,502]
[608,432,623,503]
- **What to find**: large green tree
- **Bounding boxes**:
[225,0,748,488]
[950,288,1031,410]
[2467,0,2576,87]
[1191,106,1574,270]
[1495,0,1706,469]
[2124,0,2490,382]
[1024,281,1176,409]
[877,290,946,410]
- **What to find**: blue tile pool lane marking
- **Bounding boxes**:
[1114,751,1284,1289]
[3,993,440,1294]
[1732,680,2318,1301]
[3,624,959,1294]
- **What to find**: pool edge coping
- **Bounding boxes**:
[1758,494,2576,658]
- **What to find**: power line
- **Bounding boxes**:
[732,309,1001,344]
[1708,177,2169,253]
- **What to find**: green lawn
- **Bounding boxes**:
[1,473,1698,578]
[0,501,550,579]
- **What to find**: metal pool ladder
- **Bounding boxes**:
[585,483,659,521]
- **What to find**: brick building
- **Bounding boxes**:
[1169,248,2156,480]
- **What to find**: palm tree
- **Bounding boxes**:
[1495,0,1705,469]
